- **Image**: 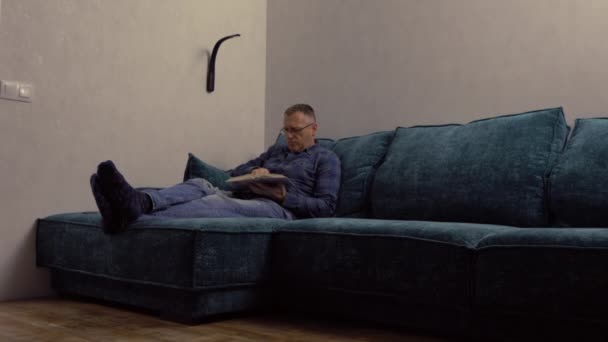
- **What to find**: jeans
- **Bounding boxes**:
[140,178,294,219]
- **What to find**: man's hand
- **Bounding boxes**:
[250,168,270,177]
[248,183,286,203]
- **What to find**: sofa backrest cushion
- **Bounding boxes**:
[371,108,569,227]
[331,131,394,217]
[549,118,608,227]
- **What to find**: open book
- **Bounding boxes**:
[226,173,290,189]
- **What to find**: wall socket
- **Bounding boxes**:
[0,80,33,103]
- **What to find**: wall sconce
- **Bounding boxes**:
[207,34,241,93]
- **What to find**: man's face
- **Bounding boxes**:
[283,112,317,153]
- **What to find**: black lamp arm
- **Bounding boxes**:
[207,34,241,93]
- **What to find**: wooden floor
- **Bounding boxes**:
[0,298,449,341]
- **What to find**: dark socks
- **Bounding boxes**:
[90,174,119,233]
[95,160,151,232]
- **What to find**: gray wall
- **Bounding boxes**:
[266,0,608,145]
[0,0,266,300]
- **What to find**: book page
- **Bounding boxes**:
[226,173,289,187]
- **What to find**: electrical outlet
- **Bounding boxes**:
[0,80,33,102]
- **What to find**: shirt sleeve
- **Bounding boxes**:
[230,145,276,177]
[282,151,341,218]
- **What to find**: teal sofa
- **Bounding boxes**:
[37,108,608,340]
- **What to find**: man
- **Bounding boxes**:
[90,104,341,233]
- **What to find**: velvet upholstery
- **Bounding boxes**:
[183,153,230,190]
[273,287,473,336]
[331,131,394,217]
[549,118,608,227]
[35,107,608,339]
[371,108,569,227]
[475,228,608,323]
[37,213,281,289]
[51,270,267,322]
[273,218,511,310]
[473,227,608,340]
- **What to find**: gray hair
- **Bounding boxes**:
[284,104,316,122]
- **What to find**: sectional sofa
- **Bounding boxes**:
[37,107,608,340]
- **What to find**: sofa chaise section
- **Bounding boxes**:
[36,212,283,322]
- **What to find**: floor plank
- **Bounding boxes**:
[0,298,449,341]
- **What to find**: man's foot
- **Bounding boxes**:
[96,160,151,232]
[90,174,124,234]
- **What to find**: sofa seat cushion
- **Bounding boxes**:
[273,218,512,309]
[37,212,283,289]
[549,118,608,227]
[371,108,569,227]
[475,228,608,318]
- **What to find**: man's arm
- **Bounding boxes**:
[282,152,341,218]
[230,145,277,177]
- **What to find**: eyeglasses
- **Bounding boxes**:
[280,122,315,135]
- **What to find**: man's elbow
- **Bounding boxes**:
[315,201,336,218]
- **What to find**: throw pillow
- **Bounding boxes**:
[183,153,230,190]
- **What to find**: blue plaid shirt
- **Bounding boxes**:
[231,143,341,218]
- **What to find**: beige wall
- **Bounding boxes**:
[266,0,608,144]
[4,0,608,302]
[0,0,267,300]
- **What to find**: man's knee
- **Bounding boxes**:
[185,178,215,190]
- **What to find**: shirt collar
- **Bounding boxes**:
[284,142,319,155]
